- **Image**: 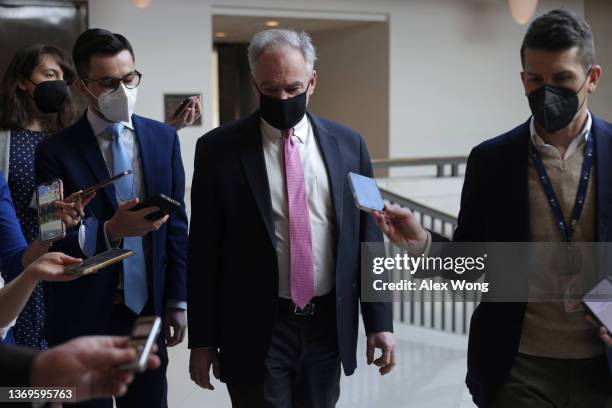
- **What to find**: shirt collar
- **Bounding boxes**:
[261,114,309,144]
[530,110,592,158]
[87,107,134,138]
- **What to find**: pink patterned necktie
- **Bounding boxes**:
[283,128,315,309]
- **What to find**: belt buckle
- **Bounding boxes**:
[294,303,316,316]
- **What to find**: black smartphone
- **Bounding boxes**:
[173,97,191,117]
[120,316,161,372]
[37,179,65,242]
[64,248,133,277]
[132,193,181,221]
[79,170,132,198]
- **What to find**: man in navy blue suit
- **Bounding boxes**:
[375,9,612,408]
[35,29,188,408]
[188,29,395,407]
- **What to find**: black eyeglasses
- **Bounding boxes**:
[83,70,142,93]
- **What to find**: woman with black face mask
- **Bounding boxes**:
[0,44,84,350]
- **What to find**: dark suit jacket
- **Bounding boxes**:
[35,113,188,345]
[0,344,37,386]
[187,111,393,383]
[437,115,612,407]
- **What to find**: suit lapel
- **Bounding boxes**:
[132,116,154,198]
[308,113,342,239]
[592,116,612,241]
[72,114,116,209]
[239,113,276,245]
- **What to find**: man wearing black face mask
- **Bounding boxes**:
[371,9,612,408]
[188,29,395,407]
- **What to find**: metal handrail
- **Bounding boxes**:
[372,156,467,168]
[375,159,476,334]
[373,156,468,178]
[379,188,457,232]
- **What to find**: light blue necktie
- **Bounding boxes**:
[108,123,148,315]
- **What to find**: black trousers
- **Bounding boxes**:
[65,303,168,408]
[227,294,341,408]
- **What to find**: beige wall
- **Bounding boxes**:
[585,0,612,122]
[310,22,389,164]
[88,0,596,185]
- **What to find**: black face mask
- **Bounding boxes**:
[527,70,590,134]
[28,80,70,114]
[256,82,310,130]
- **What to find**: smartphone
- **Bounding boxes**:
[79,170,132,198]
[583,276,612,332]
[120,316,162,372]
[173,97,191,117]
[37,179,65,242]
[132,193,181,221]
[347,172,384,213]
[64,248,133,277]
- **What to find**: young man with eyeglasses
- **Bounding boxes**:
[34,29,189,408]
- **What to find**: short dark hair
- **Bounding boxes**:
[73,28,135,78]
[0,43,78,132]
[521,9,594,72]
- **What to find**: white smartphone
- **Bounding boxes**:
[347,172,385,213]
[583,276,612,332]
[37,179,65,242]
[120,316,161,373]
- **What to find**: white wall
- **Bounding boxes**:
[88,0,589,185]
[585,0,612,122]
[89,0,214,188]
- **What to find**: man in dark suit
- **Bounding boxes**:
[188,29,395,407]
[35,29,188,408]
[375,9,612,408]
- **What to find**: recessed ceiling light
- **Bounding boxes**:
[133,0,151,9]
[214,32,227,38]
[265,20,280,27]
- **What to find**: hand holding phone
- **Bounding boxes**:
[173,97,192,117]
[64,248,133,277]
[105,199,170,243]
[120,316,162,372]
[131,193,181,221]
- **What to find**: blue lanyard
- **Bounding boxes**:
[531,134,594,242]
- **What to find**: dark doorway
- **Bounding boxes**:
[0,0,88,78]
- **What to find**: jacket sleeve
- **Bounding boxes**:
[187,137,222,348]
[0,344,39,386]
[164,132,188,303]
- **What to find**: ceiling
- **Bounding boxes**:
[212,14,379,43]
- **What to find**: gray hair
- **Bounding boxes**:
[248,29,317,74]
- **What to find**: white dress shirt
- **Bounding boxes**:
[530,111,592,160]
[261,115,336,299]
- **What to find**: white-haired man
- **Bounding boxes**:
[187,29,396,407]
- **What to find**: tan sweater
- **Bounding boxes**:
[519,139,604,359]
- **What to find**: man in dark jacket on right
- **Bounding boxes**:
[374,9,612,407]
